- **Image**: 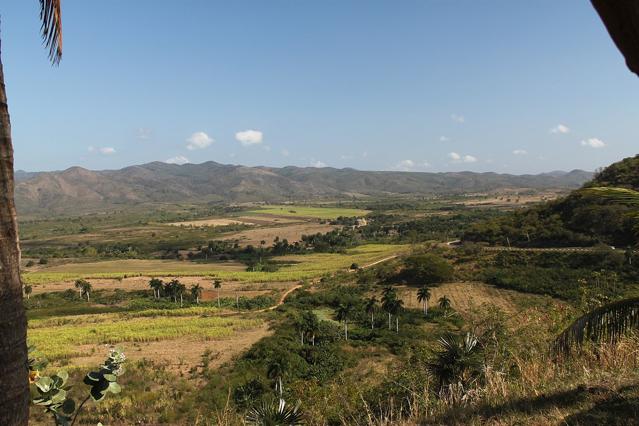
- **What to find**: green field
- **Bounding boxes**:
[246,204,370,219]
[23,244,406,284]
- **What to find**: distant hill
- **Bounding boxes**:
[464,154,639,247]
[14,161,593,215]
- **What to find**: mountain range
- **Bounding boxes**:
[14,161,593,215]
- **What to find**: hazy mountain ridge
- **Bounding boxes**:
[15,161,593,214]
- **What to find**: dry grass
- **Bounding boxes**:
[67,322,272,375]
[31,275,297,296]
[222,222,337,246]
[395,282,551,315]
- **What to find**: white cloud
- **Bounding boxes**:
[362,151,368,158]
[395,159,415,171]
[550,124,570,134]
[422,161,430,168]
[449,152,477,163]
[451,114,465,123]
[99,147,116,155]
[310,160,327,168]
[340,154,353,160]
[281,149,290,157]
[512,149,528,155]
[137,128,152,140]
[263,145,271,152]
[440,136,450,142]
[581,138,606,148]
[165,155,189,165]
[186,132,214,150]
[88,146,116,155]
[235,129,263,146]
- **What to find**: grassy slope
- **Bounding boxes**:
[23,244,407,284]
[246,204,370,219]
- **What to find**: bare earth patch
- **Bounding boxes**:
[395,281,552,315]
[67,322,272,375]
[168,218,253,227]
[222,222,337,246]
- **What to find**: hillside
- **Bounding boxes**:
[464,154,639,247]
[14,161,592,215]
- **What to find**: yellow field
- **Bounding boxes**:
[24,244,407,285]
[246,205,370,219]
[28,309,263,361]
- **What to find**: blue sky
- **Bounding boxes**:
[2,0,638,173]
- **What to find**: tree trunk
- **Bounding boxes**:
[344,321,348,341]
[371,312,374,329]
[86,292,90,302]
[217,290,220,307]
[396,317,399,333]
[0,40,30,426]
[388,312,391,330]
[425,300,428,315]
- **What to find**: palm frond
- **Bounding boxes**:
[40,0,63,64]
[554,297,639,356]
[580,187,639,207]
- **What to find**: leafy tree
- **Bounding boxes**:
[404,254,453,285]
[190,284,202,304]
[417,286,431,315]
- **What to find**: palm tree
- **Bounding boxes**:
[336,301,354,341]
[176,282,186,307]
[149,278,163,299]
[365,296,377,329]
[23,285,33,301]
[80,281,92,302]
[554,187,639,356]
[190,284,202,304]
[381,287,397,330]
[417,286,431,315]
[74,278,86,297]
[389,298,404,333]
[1,4,62,420]
[438,295,452,312]
[213,279,222,307]
[267,360,287,397]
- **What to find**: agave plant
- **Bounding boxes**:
[427,332,483,391]
[245,398,304,425]
[554,187,639,356]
